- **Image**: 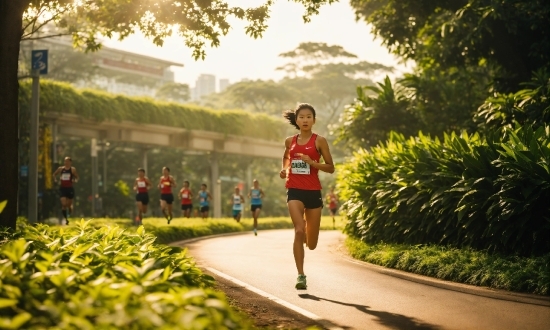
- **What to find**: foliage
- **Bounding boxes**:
[156,82,191,103]
[18,79,285,141]
[350,0,550,92]
[346,237,550,295]
[336,76,421,148]
[20,0,317,59]
[475,69,550,131]
[0,220,252,329]
[337,125,550,256]
[88,216,347,244]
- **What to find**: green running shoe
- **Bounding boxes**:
[295,274,307,290]
[253,228,257,236]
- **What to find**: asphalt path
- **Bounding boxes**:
[182,230,550,330]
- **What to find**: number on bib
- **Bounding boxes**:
[137,181,146,188]
[61,173,71,181]
[182,193,188,199]
[291,159,310,175]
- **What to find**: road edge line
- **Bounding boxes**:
[205,267,344,330]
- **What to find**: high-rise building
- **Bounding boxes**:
[219,79,230,92]
[194,74,216,100]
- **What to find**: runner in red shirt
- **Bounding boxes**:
[133,168,152,225]
[326,187,339,229]
[53,156,79,225]
[280,103,335,290]
[158,166,176,224]
[178,180,193,218]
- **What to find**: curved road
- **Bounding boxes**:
[182,230,550,330]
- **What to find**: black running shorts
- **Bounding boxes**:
[160,193,174,205]
[251,204,262,212]
[181,204,193,211]
[136,192,149,205]
[59,187,75,199]
[200,206,209,213]
[287,188,323,209]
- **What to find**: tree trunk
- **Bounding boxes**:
[0,1,28,229]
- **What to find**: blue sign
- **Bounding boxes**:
[20,165,28,177]
[31,50,48,74]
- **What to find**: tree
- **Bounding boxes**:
[336,76,421,149]
[0,0,335,229]
[156,82,191,103]
[350,0,550,92]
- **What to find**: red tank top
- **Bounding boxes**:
[60,167,73,188]
[329,194,338,208]
[160,177,172,194]
[285,134,322,190]
[180,188,192,205]
[136,178,148,193]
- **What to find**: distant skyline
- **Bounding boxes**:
[102,1,411,88]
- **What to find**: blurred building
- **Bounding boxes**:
[192,74,216,100]
[19,37,183,98]
[219,79,230,92]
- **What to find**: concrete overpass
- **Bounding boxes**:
[42,113,283,218]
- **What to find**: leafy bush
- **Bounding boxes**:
[0,221,251,329]
[338,125,550,256]
[18,80,285,141]
[475,69,550,131]
[346,237,550,295]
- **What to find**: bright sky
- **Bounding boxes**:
[103,1,409,90]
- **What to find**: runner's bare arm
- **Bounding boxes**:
[170,176,177,188]
[304,136,334,173]
[208,192,213,200]
[72,167,80,182]
[52,167,61,182]
[280,136,292,179]
[145,178,152,189]
[241,194,246,203]
[133,179,138,191]
[260,189,265,198]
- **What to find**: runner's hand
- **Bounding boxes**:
[279,168,287,179]
[299,153,314,165]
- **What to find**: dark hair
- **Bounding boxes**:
[162,166,170,172]
[184,180,189,185]
[138,168,145,173]
[282,103,316,130]
[202,183,207,188]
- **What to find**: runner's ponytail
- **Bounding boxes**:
[283,103,316,130]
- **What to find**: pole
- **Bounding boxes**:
[246,164,252,193]
[103,141,107,193]
[91,138,97,217]
[142,149,148,174]
[28,70,39,224]
[51,121,57,165]
[211,152,221,218]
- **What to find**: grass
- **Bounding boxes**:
[79,216,346,244]
[345,236,550,295]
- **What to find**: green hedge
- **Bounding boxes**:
[337,125,550,256]
[18,80,285,141]
[0,221,251,329]
[346,237,550,295]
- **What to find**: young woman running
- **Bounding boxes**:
[280,103,335,290]
[198,184,213,219]
[248,179,265,236]
[179,181,193,218]
[133,168,152,225]
[326,187,339,229]
[231,186,245,222]
[53,157,79,225]
[158,167,176,224]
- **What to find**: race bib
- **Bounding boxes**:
[182,193,188,199]
[291,159,310,175]
[61,173,71,181]
[200,198,205,202]
[164,182,171,186]
[137,181,146,188]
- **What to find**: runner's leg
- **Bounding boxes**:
[60,197,67,221]
[288,200,306,275]
[304,208,322,250]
